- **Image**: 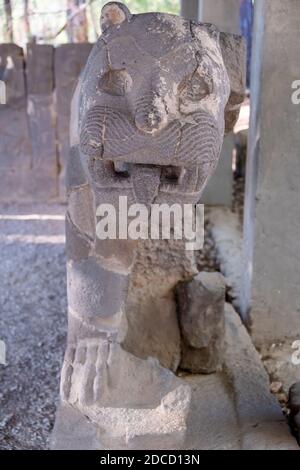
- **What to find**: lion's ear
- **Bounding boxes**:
[220,32,246,134]
[100,2,132,33]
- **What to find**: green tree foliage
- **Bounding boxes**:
[123,0,179,15]
[0,0,180,45]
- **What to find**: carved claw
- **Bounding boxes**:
[61,338,109,408]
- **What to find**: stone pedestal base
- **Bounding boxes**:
[51,305,298,450]
[51,404,101,450]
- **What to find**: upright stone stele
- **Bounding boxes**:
[0,44,32,201]
[198,0,241,35]
[198,0,241,207]
[55,43,93,198]
[26,44,58,199]
[52,2,245,450]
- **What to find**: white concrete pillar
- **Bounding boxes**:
[241,0,300,345]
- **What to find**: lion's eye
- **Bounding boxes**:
[181,74,211,102]
[98,69,132,96]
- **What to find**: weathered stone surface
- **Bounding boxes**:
[51,404,101,450]
[53,383,190,450]
[208,207,243,311]
[61,339,187,409]
[65,214,91,262]
[26,94,58,200]
[178,272,225,348]
[58,339,191,449]
[197,0,244,206]
[180,343,220,375]
[289,382,300,443]
[199,0,241,35]
[177,272,226,373]
[26,44,58,199]
[0,43,58,201]
[0,43,94,202]
[66,146,89,192]
[220,32,246,134]
[123,238,197,372]
[0,44,32,201]
[53,2,246,449]
[55,43,93,198]
[52,304,298,450]
[201,134,234,207]
[26,44,54,95]
[67,185,94,239]
[67,257,129,322]
[180,0,199,21]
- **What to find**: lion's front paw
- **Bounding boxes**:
[61,338,109,409]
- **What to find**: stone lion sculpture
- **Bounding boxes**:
[52,2,245,450]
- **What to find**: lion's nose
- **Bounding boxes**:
[135,94,167,134]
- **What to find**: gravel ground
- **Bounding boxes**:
[197,218,221,273]
[260,341,300,417]
[0,204,67,450]
[233,175,245,224]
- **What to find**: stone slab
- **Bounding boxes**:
[199,0,241,34]
[201,135,234,207]
[26,44,54,95]
[0,44,32,201]
[55,44,93,198]
[0,43,58,201]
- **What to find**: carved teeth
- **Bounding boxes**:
[112,162,184,188]
[113,161,131,177]
[162,166,183,183]
[132,164,162,205]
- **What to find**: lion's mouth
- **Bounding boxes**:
[112,162,184,204]
[113,161,183,183]
[82,107,221,203]
[88,154,210,204]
